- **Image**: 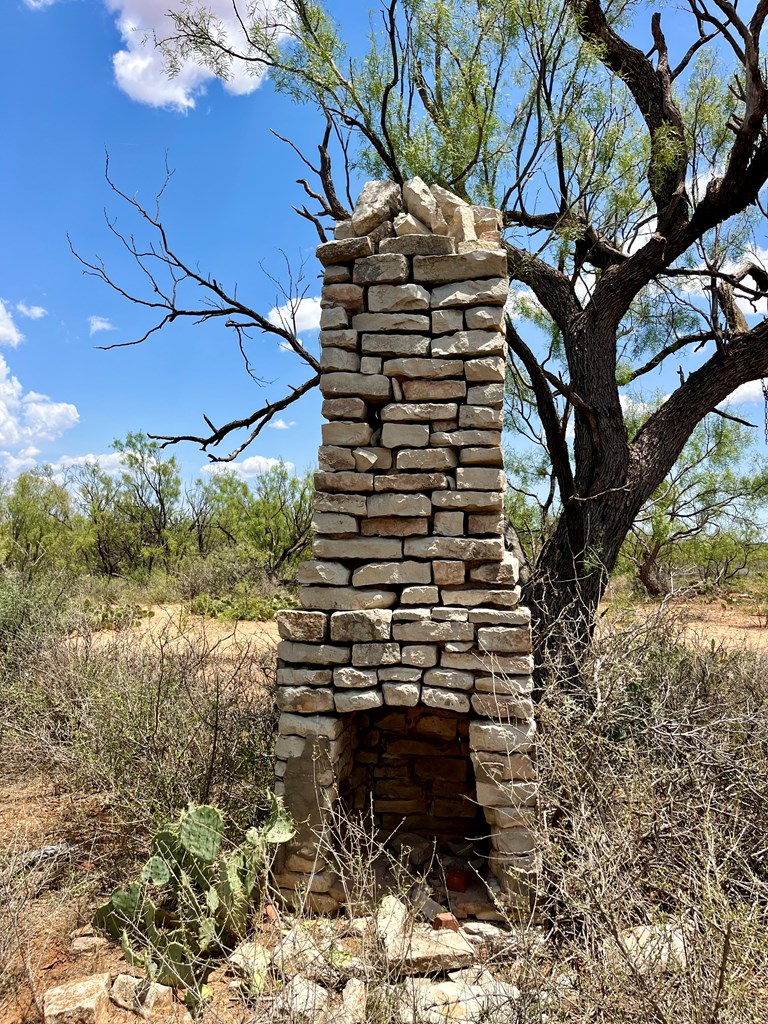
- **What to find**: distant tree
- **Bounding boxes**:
[1,469,72,577]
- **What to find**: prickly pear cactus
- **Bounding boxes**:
[180,805,224,863]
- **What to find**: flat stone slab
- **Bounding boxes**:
[44,974,111,1024]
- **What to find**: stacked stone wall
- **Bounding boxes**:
[274,178,536,916]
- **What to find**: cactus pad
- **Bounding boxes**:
[179,805,224,863]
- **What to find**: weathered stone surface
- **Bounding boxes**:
[393,620,474,642]
[433,510,464,536]
[299,586,396,610]
[380,665,422,681]
[432,309,464,334]
[438,589,521,610]
[360,356,383,374]
[469,554,520,584]
[368,491,431,517]
[314,471,374,494]
[465,356,506,382]
[313,537,402,559]
[353,446,392,471]
[318,445,356,472]
[379,423,430,448]
[330,608,393,642]
[379,234,455,256]
[353,311,430,332]
[277,687,335,713]
[403,176,448,232]
[351,179,402,235]
[352,253,409,284]
[383,681,421,706]
[477,626,530,653]
[342,977,367,1023]
[413,250,507,284]
[324,264,351,283]
[393,927,476,974]
[394,211,431,235]
[321,423,373,448]
[361,333,431,356]
[432,491,503,512]
[401,644,439,667]
[319,328,358,352]
[431,277,508,309]
[322,283,365,311]
[422,687,471,713]
[319,305,349,329]
[278,640,350,665]
[471,693,534,719]
[404,536,504,560]
[458,405,504,429]
[321,396,367,420]
[313,493,368,516]
[424,668,475,691]
[273,975,330,1021]
[361,516,428,537]
[433,560,466,585]
[473,676,531,699]
[465,305,505,331]
[277,667,332,687]
[468,607,530,625]
[617,923,690,975]
[368,283,430,312]
[469,721,536,753]
[432,330,505,358]
[382,402,458,422]
[352,642,401,666]
[430,429,502,446]
[396,447,457,471]
[448,206,478,244]
[279,712,346,740]
[472,751,536,782]
[431,183,469,221]
[109,975,141,1012]
[456,467,506,491]
[442,651,531,673]
[333,666,378,688]
[320,347,360,373]
[384,357,464,379]
[44,974,111,1024]
[461,447,504,467]
[316,236,373,266]
[312,512,358,535]
[277,610,328,642]
[401,585,439,604]
[375,473,449,492]
[402,380,466,402]
[352,560,432,587]
[467,382,504,406]
[335,689,384,712]
[320,372,391,399]
[296,560,351,586]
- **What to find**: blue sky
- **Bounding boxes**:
[2,0,767,486]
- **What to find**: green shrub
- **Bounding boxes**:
[187,589,298,622]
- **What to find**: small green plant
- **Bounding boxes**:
[82,599,153,631]
[93,799,294,1003]
[187,589,298,622]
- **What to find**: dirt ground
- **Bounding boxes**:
[2,596,766,1022]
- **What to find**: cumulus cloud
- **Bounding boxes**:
[53,452,127,476]
[16,302,47,320]
[268,418,295,430]
[23,0,58,9]
[726,379,765,404]
[89,315,115,335]
[0,447,40,475]
[204,455,294,479]
[0,355,79,474]
[0,301,24,347]
[104,0,276,111]
[268,296,322,336]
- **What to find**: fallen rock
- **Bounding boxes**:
[271,921,349,984]
[44,973,111,1024]
[393,926,475,974]
[228,940,271,985]
[142,982,175,1016]
[70,936,107,954]
[342,977,367,1023]
[110,975,142,1012]
[351,181,402,236]
[274,975,330,1020]
[375,894,410,955]
[399,975,520,1023]
[617,923,689,974]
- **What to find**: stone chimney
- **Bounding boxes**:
[273,178,536,919]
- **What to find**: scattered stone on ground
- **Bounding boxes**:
[43,973,111,1024]
[616,922,689,974]
[273,974,330,1021]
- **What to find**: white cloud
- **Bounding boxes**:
[268,296,322,335]
[0,301,24,347]
[104,0,277,111]
[53,452,127,476]
[0,447,40,475]
[0,355,79,474]
[726,379,765,404]
[23,0,58,8]
[89,315,115,335]
[203,455,294,479]
[269,418,295,430]
[16,302,47,320]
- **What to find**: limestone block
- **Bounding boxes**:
[276,610,328,642]
[433,560,466,585]
[277,687,335,713]
[432,490,503,512]
[317,446,356,472]
[431,277,508,309]
[277,640,350,665]
[465,305,505,331]
[456,467,506,491]
[313,493,368,516]
[403,176,448,232]
[423,668,474,691]
[432,330,505,358]
[477,625,531,654]
[353,446,392,471]
[413,250,507,284]
[460,447,504,467]
[458,405,504,429]
[448,206,478,244]
[314,472,374,494]
[353,311,431,332]
[383,682,421,706]
[434,510,464,535]
[279,712,346,740]
[275,734,306,759]
[401,644,439,667]
[319,328,357,350]
[380,666,423,681]
[330,608,393,642]
[471,751,536,782]
[469,721,536,753]
[299,586,396,611]
[320,372,391,400]
[321,397,367,420]
[362,517,429,536]
[321,422,373,448]
[277,668,332,687]
[442,652,532,673]
[380,423,430,449]
[422,687,471,713]
[468,607,530,625]
[433,607,469,621]
[352,642,401,666]
[432,309,464,335]
[382,402,459,422]
[401,585,440,604]
[491,828,536,856]
[44,974,111,1024]
[393,620,474,642]
[296,560,351,585]
[368,283,431,312]
[466,356,506,382]
[383,357,464,378]
[368,494,432,521]
[352,561,432,587]
[324,264,351,283]
[430,429,502,446]
[320,347,360,372]
[360,356,383,373]
[467,383,504,406]
[473,206,503,234]
[312,537,402,559]
[351,179,402,235]
[394,211,431,235]
[352,253,409,284]
[335,689,384,712]
[319,306,349,329]
[430,183,469,220]
[393,607,431,621]
[471,693,534,719]
[375,472,449,492]
[438,589,522,610]
[361,333,430,356]
[333,667,378,688]
[322,283,364,311]
[469,557,520,584]
[379,234,455,256]
[404,536,504,561]
[484,806,536,828]
[316,236,374,266]
[467,512,505,534]
[396,448,457,471]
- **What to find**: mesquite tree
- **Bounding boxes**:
[78,0,768,682]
